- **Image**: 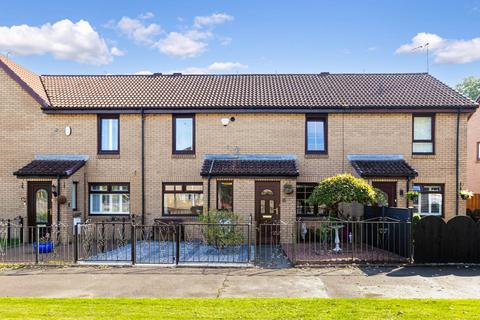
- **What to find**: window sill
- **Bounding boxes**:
[411,154,436,159]
[97,154,121,159]
[171,154,196,159]
[304,154,329,159]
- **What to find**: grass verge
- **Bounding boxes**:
[0,298,478,319]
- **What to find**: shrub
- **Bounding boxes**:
[199,210,245,249]
[308,174,378,217]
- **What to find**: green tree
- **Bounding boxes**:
[455,76,480,101]
[308,173,379,217]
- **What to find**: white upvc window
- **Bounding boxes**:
[413,184,443,216]
[89,183,130,215]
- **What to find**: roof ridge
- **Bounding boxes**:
[40,72,430,77]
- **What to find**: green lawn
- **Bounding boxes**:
[0,298,478,319]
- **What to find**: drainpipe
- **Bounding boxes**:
[455,107,462,216]
[207,160,215,212]
[141,107,145,225]
[406,176,411,208]
[56,175,61,231]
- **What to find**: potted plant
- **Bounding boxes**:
[33,232,54,253]
[459,189,474,200]
[406,191,420,202]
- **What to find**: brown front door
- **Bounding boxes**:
[255,181,281,244]
[372,181,397,207]
[27,181,52,228]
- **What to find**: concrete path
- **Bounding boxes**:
[0,265,479,298]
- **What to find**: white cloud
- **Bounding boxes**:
[0,19,114,65]
[115,16,161,44]
[113,12,233,59]
[171,61,248,74]
[194,13,234,28]
[134,70,153,75]
[155,31,211,58]
[396,32,480,64]
[110,46,125,56]
[139,12,155,20]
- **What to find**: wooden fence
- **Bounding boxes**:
[466,194,480,211]
[414,216,480,263]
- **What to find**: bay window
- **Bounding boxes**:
[413,114,434,154]
[413,184,443,216]
[89,183,130,215]
[306,115,327,154]
[163,183,204,215]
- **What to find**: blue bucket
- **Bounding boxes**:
[33,241,54,253]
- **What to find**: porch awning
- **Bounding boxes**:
[349,155,417,178]
[201,154,299,177]
[14,160,86,178]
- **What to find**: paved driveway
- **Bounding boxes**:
[0,265,479,298]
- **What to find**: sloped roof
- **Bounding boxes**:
[201,155,299,177]
[350,159,418,178]
[38,73,477,110]
[14,160,86,177]
[0,55,49,106]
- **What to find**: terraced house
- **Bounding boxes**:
[0,55,477,243]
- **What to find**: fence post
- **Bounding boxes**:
[74,223,79,263]
[292,222,297,265]
[131,224,136,265]
[409,208,414,263]
[175,224,180,265]
[35,225,40,264]
[247,223,251,262]
[7,219,11,243]
[19,217,24,243]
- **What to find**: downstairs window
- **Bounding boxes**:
[412,184,443,216]
[89,183,130,215]
[163,183,204,215]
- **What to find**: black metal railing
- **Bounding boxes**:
[0,221,74,264]
[1,217,412,267]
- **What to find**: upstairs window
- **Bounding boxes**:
[412,184,443,216]
[173,114,195,154]
[89,183,130,215]
[98,115,119,154]
[413,114,434,154]
[306,115,327,154]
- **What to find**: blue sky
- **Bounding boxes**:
[1,0,479,86]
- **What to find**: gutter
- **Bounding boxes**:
[141,107,145,224]
[207,160,215,211]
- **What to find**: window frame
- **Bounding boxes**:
[412,183,444,217]
[217,180,234,212]
[162,182,204,216]
[97,115,120,155]
[305,114,328,155]
[296,183,325,217]
[72,181,78,211]
[172,114,196,155]
[88,182,130,216]
[412,114,435,155]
